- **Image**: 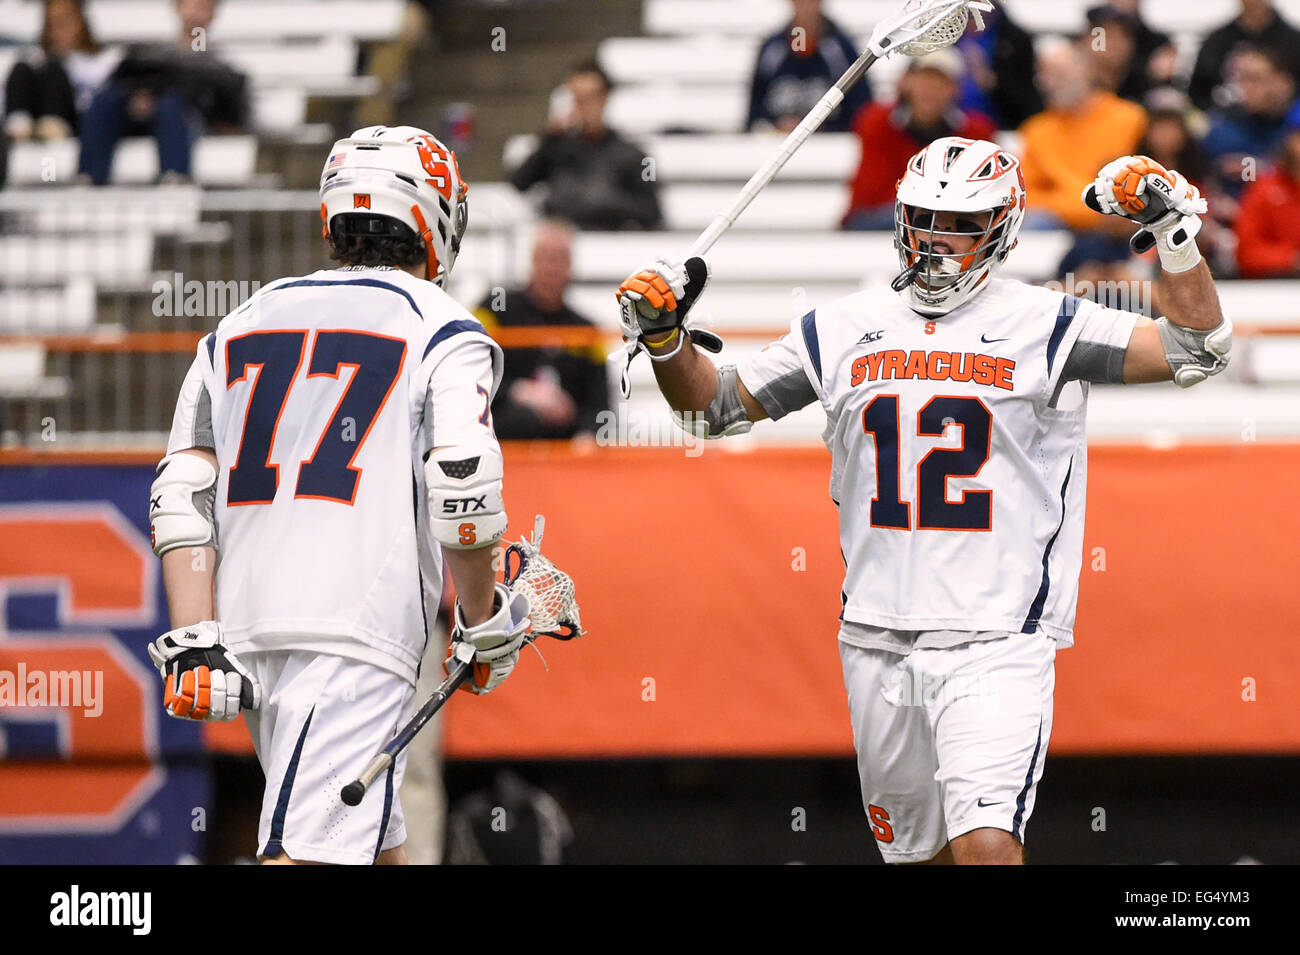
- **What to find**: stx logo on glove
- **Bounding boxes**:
[441,495,488,515]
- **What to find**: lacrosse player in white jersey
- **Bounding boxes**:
[617,138,1231,864]
[146,125,530,865]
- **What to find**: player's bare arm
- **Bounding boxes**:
[1083,156,1232,386]
[148,446,261,724]
[441,540,497,625]
[156,448,218,626]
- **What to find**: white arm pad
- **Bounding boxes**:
[425,442,507,549]
[149,453,217,556]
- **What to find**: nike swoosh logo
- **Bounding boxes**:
[980,335,1010,344]
[977,799,1002,807]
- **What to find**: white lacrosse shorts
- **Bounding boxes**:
[839,631,1056,863]
[242,649,417,865]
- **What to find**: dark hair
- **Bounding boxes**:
[327,214,425,269]
[42,0,99,55]
[568,59,612,92]
[1137,109,1208,186]
[1235,43,1294,78]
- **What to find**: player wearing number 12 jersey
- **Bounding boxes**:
[617,138,1232,863]
[147,127,531,865]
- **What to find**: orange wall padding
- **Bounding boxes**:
[146,442,1293,758]
[436,443,1300,758]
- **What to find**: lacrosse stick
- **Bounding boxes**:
[616,0,995,397]
[340,516,582,806]
[691,0,993,257]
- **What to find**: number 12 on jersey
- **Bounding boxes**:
[226,329,407,506]
[862,394,992,531]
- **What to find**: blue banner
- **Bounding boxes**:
[0,464,212,864]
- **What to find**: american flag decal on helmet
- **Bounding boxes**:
[327,153,346,169]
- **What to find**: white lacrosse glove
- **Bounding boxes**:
[614,256,721,397]
[448,582,531,695]
[616,256,720,352]
[147,620,261,721]
[1082,155,1208,273]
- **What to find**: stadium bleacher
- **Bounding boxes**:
[3,0,1300,447]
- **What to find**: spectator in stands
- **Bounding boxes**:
[1202,46,1296,199]
[1189,0,1300,111]
[77,0,249,185]
[953,4,1041,129]
[1137,92,1210,190]
[472,221,610,440]
[1018,38,1147,231]
[843,50,996,230]
[746,0,870,133]
[1086,3,1176,104]
[511,61,661,230]
[1235,104,1300,277]
[4,0,120,142]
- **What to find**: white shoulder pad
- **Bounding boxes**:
[424,442,507,549]
[149,453,217,556]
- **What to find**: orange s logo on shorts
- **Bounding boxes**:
[353,194,371,209]
[868,804,894,843]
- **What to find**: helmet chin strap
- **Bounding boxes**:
[891,248,960,293]
[408,203,442,284]
[891,261,921,292]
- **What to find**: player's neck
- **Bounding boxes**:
[397,262,430,281]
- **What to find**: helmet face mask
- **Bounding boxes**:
[898,205,1006,295]
[892,137,1026,317]
[319,125,469,288]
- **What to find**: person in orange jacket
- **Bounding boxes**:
[1018,38,1147,232]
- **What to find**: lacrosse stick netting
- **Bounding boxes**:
[505,516,583,639]
[890,0,989,56]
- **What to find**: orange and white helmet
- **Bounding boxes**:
[319,125,469,287]
[892,137,1026,317]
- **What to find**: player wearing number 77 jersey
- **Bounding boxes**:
[617,139,1231,864]
[147,126,531,865]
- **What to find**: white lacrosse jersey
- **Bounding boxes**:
[737,278,1139,645]
[164,266,504,684]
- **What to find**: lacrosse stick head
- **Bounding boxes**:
[504,516,583,640]
[872,0,995,58]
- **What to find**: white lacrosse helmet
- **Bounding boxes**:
[319,125,469,287]
[893,136,1026,317]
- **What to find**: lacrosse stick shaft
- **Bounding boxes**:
[340,657,472,805]
[687,0,988,258]
[688,50,878,258]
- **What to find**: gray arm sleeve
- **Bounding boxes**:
[1060,338,1128,384]
[191,385,214,448]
